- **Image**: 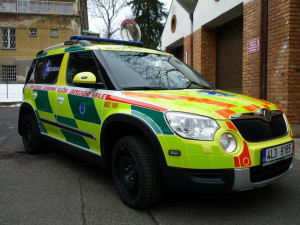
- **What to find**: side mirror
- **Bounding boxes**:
[73,72,96,85]
[72,72,104,88]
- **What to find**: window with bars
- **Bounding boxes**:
[1,28,16,49]
[1,65,17,82]
[29,28,37,37]
[50,29,58,38]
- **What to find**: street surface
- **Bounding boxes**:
[0,107,299,225]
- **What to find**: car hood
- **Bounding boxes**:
[122,89,281,120]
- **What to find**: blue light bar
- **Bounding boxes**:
[70,35,144,47]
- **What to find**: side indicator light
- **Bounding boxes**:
[169,150,181,156]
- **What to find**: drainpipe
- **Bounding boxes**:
[262,0,268,100]
[189,12,194,66]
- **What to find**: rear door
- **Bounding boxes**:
[26,54,64,138]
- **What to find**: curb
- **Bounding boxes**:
[0,101,22,107]
[294,138,300,161]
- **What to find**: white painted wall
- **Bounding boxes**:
[193,0,244,31]
[161,0,191,50]
[162,0,246,49]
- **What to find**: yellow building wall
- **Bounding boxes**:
[0,14,81,58]
[0,14,81,82]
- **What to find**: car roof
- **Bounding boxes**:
[36,36,171,58]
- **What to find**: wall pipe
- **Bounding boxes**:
[262,0,268,100]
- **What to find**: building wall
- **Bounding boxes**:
[0,14,80,82]
[267,0,300,127]
[192,28,216,86]
[242,0,263,98]
[183,34,192,66]
[193,0,244,30]
[161,0,191,50]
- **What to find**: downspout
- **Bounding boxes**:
[189,12,194,66]
[262,0,268,100]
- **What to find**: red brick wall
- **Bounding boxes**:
[192,28,216,86]
[267,0,300,124]
[242,0,264,98]
[184,34,193,66]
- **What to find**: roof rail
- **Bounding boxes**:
[36,39,93,56]
[70,35,144,47]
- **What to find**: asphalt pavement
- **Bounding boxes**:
[0,107,300,225]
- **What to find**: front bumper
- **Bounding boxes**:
[163,157,293,193]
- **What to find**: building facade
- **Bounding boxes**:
[0,0,88,84]
[162,0,300,136]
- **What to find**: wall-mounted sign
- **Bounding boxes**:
[248,38,260,54]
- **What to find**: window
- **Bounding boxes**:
[1,65,16,82]
[1,28,16,49]
[66,51,102,85]
[30,55,64,84]
[50,29,58,38]
[29,28,37,37]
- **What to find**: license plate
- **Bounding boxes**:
[261,142,293,166]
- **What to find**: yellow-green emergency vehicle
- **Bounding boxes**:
[18,36,295,209]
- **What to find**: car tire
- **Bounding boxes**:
[112,135,164,209]
[21,113,45,154]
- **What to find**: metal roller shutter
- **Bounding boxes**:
[217,18,243,94]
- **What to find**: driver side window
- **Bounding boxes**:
[66,51,102,85]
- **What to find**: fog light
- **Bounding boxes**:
[220,133,237,153]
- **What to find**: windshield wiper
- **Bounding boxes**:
[187,81,212,89]
[122,86,167,90]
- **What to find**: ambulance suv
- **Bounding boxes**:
[18,36,295,209]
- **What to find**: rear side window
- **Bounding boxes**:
[27,54,64,84]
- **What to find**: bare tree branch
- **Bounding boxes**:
[89,0,129,38]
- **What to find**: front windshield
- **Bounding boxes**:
[101,50,215,90]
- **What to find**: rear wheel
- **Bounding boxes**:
[21,113,44,154]
[112,135,164,209]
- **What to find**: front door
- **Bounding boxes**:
[55,51,107,154]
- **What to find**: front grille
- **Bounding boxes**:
[232,114,287,142]
[250,158,293,183]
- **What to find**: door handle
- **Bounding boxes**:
[33,91,37,99]
[58,95,65,104]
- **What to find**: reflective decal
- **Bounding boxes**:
[234,141,252,168]
[69,89,91,97]
[196,90,236,97]
[79,102,86,115]
[215,109,236,119]
[42,60,60,79]
[242,104,261,112]
[106,95,168,112]
[226,121,237,132]
[123,92,236,108]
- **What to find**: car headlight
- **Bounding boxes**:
[165,112,219,140]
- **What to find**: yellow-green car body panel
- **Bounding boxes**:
[20,36,295,195]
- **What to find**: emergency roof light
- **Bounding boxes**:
[70,35,144,47]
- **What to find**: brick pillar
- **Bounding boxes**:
[267,0,300,134]
[242,0,264,98]
[192,28,216,86]
[184,34,193,66]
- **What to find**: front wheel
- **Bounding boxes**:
[21,113,45,154]
[112,135,164,209]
